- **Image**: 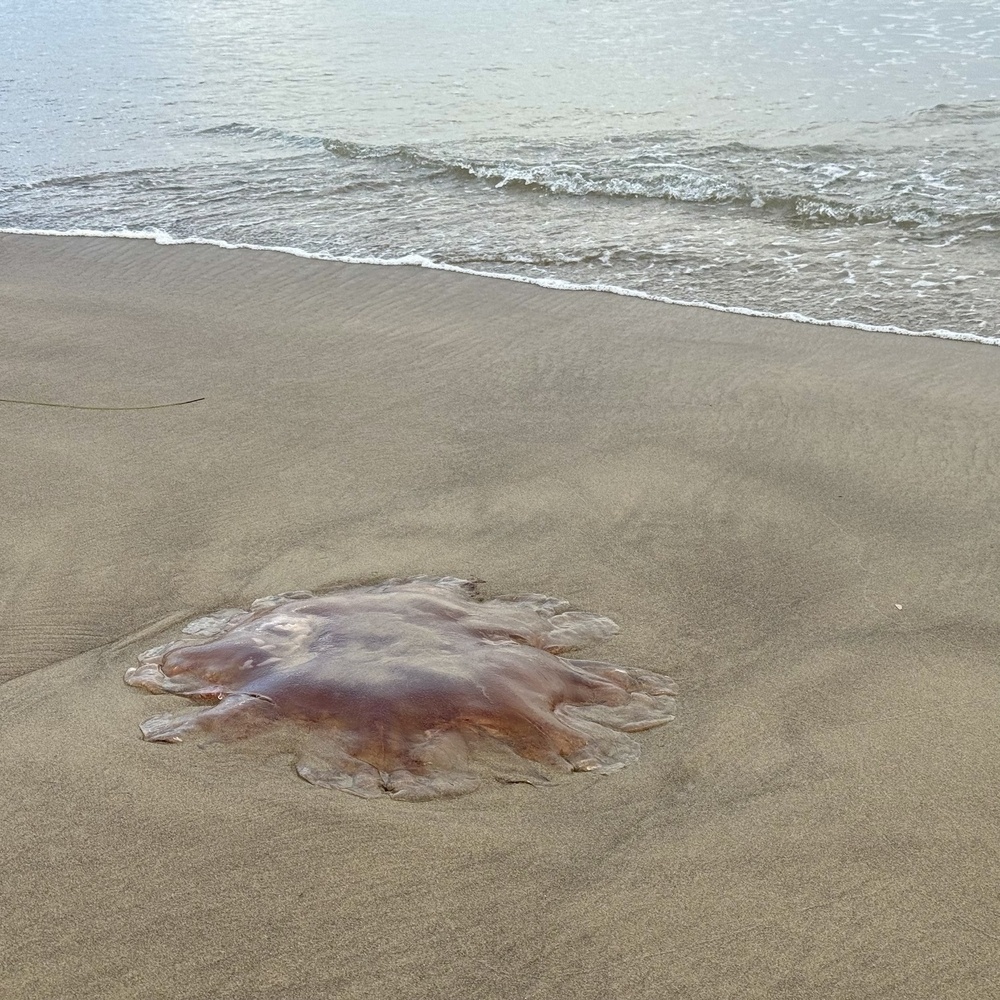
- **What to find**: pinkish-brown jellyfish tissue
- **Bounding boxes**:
[125,577,677,800]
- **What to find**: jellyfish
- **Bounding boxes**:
[125,577,676,800]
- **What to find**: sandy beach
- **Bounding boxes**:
[2,232,998,998]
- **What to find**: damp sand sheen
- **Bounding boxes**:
[2,234,1000,999]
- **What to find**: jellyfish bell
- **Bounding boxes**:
[125,577,677,800]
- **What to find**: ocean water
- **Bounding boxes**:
[2,0,999,342]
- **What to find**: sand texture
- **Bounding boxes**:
[2,234,998,999]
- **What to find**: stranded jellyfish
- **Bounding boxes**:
[125,577,677,800]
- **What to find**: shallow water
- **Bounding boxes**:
[2,0,999,340]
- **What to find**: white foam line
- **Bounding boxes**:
[4,225,998,347]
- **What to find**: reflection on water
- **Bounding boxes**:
[2,0,999,339]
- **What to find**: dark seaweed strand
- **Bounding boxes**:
[0,396,205,410]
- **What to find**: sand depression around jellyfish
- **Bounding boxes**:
[125,577,677,800]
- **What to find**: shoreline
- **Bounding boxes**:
[4,225,998,348]
[2,232,999,999]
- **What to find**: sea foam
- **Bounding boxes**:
[4,225,998,347]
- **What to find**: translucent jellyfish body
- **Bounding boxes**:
[125,577,677,800]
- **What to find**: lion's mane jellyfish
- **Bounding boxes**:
[125,577,677,800]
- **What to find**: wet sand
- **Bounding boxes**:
[2,233,998,999]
